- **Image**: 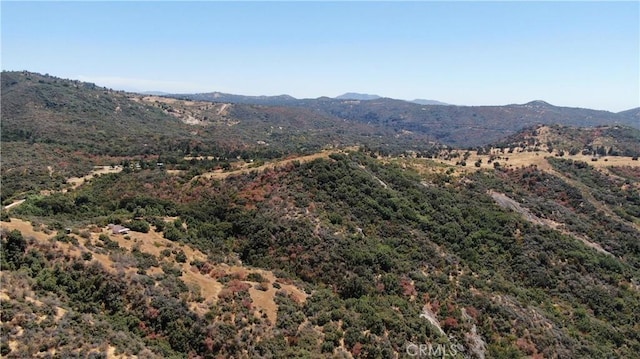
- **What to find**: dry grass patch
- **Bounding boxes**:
[419,148,640,177]
[2,218,309,329]
[66,165,122,189]
[249,285,278,325]
[193,148,357,181]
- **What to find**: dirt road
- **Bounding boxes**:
[194,148,355,181]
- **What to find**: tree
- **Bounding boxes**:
[2,229,26,269]
[175,249,187,263]
[340,276,368,299]
[164,226,184,242]
[128,220,150,233]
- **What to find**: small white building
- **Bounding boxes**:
[108,224,130,235]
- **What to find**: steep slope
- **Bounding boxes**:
[3,150,639,358]
[1,71,205,203]
[1,71,197,155]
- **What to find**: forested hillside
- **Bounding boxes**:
[1,71,639,358]
[0,71,437,203]
[2,149,639,358]
[176,94,639,147]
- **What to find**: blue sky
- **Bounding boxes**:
[2,1,638,111]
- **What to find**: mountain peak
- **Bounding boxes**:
[525,100,553,107]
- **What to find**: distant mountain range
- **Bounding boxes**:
[335,92,382,101]
[171,91,299,105]
[335,93,450,105]
[411,99,450,106]
[173,91,451,106]
[4,71,639,149]
[138,91,171,96]
[163,90,640,128]
[170,89,639,147]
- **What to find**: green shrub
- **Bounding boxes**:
[128,220,150,233]
[247,272,267,283]
[174,249,187,263]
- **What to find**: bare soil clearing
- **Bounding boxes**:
[133,95,233,125]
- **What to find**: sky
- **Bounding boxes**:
[2,1,639,112]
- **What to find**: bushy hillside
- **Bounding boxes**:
[3,150,639,358]
[1,71,208,203]
[177,94,639,147]
[137,95,436,155]
[0,71,438,203]
[617,107,640,121]
[2,70,639,358]
[1,71,199,156]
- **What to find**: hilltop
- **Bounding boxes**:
[618,107,640,122]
